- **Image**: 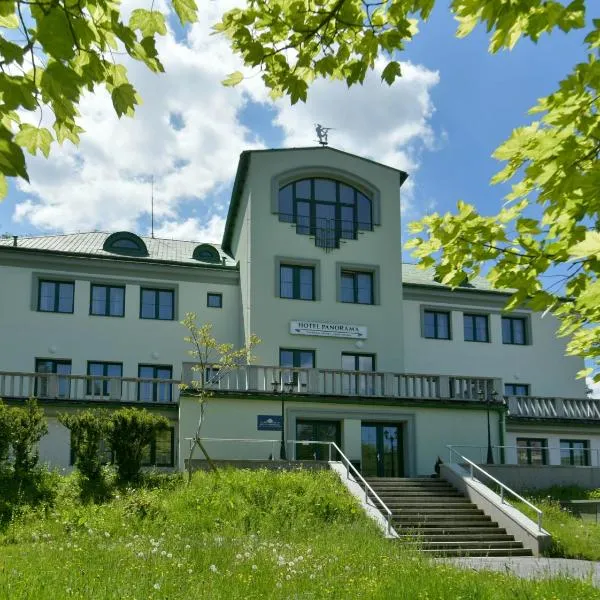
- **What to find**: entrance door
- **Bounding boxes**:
[361,423,403,477]
[296,420,341,461]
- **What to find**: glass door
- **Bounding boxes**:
[361,423,403,477]
[295,420,341,461]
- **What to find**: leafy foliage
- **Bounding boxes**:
[59,410,109,483]
[216,0,600,378]
[9,399,48,477]
[106,408,169,483]
[0,401,12,465]
[0,0,199,196]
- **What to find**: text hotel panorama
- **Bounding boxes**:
[289,321,368,339]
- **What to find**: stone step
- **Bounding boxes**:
[391,509,485,516]
[394,514,492,523]
[365,478,444,482]
[395,526,507,535]
[419,547,533,557]
[401,540,525,550]
[384,502,474,509]
[374,491,463,497]
[396,533,515,543]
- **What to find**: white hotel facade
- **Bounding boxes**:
[0,147,598,478]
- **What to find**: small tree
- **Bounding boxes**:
[59,410,109,482]
[107,408,169,482]
[0,401,12,466]
[182,312,260,481]
[10,399,48,477]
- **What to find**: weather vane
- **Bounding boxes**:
[315,123,334,147]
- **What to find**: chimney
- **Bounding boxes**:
[12,236,17,247]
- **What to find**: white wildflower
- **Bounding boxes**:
[153,583,160,590]
[209,564,218,573]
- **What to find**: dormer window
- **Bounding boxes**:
[103,232,148,256]
[192,244,220,263]
[278,178,372,249]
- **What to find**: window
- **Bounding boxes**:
[279,349,315,388]
[423,310,451,339]
[341,271,373,304]
[517,438,548,465]
[35,358,72,398]
[207,293,223,308]
[341,353,375,395]
[138,365,173,402]
[90,284,125,317]
[103,232,148,256]
[192,244,220,263]
[560,440,590,466]
[38,280,74,313]
[141,427,175,467]
[140,288,174,320]
[71,437,113,467]
[278,178,372,249]
[464,313,489,342]
[87,362,123,396]
[280,265,314,300]
[505,383,530,396]
[502,316,528,345]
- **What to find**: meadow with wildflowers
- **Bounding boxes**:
[1,469,599,599]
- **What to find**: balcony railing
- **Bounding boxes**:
[0,371,180,404]
[507,395,600,421]
[181,363,500,401]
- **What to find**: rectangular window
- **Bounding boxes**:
[341,271,373,304]
[423,310,451,340]
[87,361,123,396]
[560,440,590,466]
[464,313,489,342]
[141,427,175,467]
[207,292,222,308]
[38,280,74,313]
[71,436,113,467]
[502,316,528,345]
[505,383,530,396]
[35,358,72,398]
[279,265,314,300]
[140,288,174,320]
[341,353,375,395]
[516,438,548,465]
[90,284,125,317]
[279,349,315,388]
[138,365,173,402]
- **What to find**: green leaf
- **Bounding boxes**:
[36,10,75,60]
[14,124,53,157]
[222,71,244,87]
[0,126,28,180]
[569,232,600,260]
[129,9,167,37]
[0,173,7,199]
[0,13,18,28]
[381,61,402,85]
[111,84,140,117]
[172,0,198,25]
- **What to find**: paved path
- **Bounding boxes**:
[443,557,600,587]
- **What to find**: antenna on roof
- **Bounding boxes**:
[315,123,334,147]
[150,175,155,239]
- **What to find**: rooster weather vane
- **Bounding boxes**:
[315,123,334,146]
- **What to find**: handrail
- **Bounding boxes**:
[447,445,543,531]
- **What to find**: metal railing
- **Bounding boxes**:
[185,437,393,535]
[447,446,543,531]
[0,371,180,403]
[448,444,600,467]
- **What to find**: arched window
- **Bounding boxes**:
[103,232,148,256]
[278,178,372,249]
[192,244,221,263]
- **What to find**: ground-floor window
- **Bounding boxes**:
[295,419,340,461]
[516,438,548,465]
[142,427,175,467]
[560,439,590,466]
[361,423,404,477]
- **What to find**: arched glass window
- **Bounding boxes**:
[103,232,148,256]
[192,244,221,263]
[278,178,372,249]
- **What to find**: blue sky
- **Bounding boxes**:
[0,1,589,249]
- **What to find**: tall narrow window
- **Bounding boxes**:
[138,365,173,402]
[140,288,174,320]
[38,280,74,313]
[87,361,123,396]
[279,349,315,387]
[141,427,175,467]
[464,314,489,342]
[502,316,528,345]
[341,271,373,304]
[90,284,125,317]
[423,310,451,339]
[341,353,375,395]
[279,265,314,300]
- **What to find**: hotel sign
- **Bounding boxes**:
[290,320,367,339]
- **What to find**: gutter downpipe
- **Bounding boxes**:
[499,404,506,465]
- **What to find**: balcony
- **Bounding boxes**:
[506,395,600,421]
[0,371,180,404]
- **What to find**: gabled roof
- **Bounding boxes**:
[221,146,409,256]
[0,232,235,268]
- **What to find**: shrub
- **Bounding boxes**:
[59,410,109,482]
[10,399,47,478]
[0,401,12,466]
[107,408,169,482]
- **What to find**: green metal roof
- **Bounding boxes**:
[0,232,236,268]
[221,147,409,256]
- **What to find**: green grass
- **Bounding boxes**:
[0,470,598,599]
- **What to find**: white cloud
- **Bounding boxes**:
[12,2,440,236]
[586,376,600,399]
[153,215,226,243]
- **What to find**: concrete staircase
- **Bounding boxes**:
[365,477,533,557]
